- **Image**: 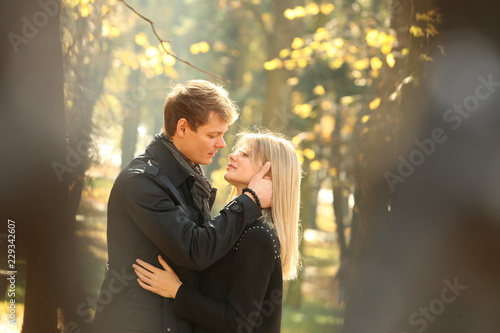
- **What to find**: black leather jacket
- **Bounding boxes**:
[92,135,261,333]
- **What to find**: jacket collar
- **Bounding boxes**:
[144,134,193,188]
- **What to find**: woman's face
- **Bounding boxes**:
[224,146,260,189]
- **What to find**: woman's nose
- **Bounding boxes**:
[229,153,237,162]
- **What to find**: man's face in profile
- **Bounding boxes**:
[179,111,228,165]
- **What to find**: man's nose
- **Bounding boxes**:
[215,136,226,148]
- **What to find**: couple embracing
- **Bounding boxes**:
[92,80,302,333]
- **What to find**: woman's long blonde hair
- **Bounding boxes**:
[228,130,302,280]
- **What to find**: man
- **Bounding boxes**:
[92,80,271,333]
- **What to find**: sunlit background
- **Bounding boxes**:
[3,0,500,332]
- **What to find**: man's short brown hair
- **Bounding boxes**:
[162,80,238,137]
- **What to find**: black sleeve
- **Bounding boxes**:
[124,174,261,271]
[172,226,279,332]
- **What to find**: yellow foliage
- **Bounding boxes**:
[416,12,432,22]
[105,26,120,38]
[160,42,172,53]
[410,25,425,37]
[365,29,379,47]
[329,168,337,177]
[321,100,333,111]
[310,160,322,171]
[287,77,299,86]
[426,24,439,36]
[262,13,272,24]
[163,54,176,66]
[340,125,353,136]
[292,37,305,49]
[353,58,370,70]
[164,66,178,79]
[145,46,159,58]
[332,38,344,48]
[420,54,434,62]
[297,59,308,68]
[293,104,313,118]
[306,3,320,15]
[320,3,335,15]
[291,49,301,59]
[340,96,354,105]
[294,6,306,17]
[279,48,290,58]
[302,46,313,56]
[321,115,335,139]
[198,41,210,53]
[344,53,355,65]
[361,115,370,123]
[381,44,392,55]
[79,3,92,17]
[369,97,381,110]
[326,45,337,58]
[313,85,325,96]
[370,57,383,70]
[348,45,359,54]
[304,148,316,160]
[314,28,329,41]
[351,69,362,79]
[296,151,304,164]
[284,8,296,20]
[329,57,344,69]
[264,58,283,71]
[284,59,296,70]
[349,22,361,38]
[370,69,380,78]
[243,72,253,84]
[190,43,200,55]
[386,53,396,68]
[154,64,163,75]
[416,10,442,23]
[190,42,210,54]
[101,4,109,15]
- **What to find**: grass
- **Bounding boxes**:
[283,301,344,333]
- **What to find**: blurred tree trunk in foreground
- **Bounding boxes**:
[0,0,88,331]
[343,0,500,332]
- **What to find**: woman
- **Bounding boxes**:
[133,130,302,333]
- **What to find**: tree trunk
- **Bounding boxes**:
[0,0,68,331]
[343,0,500,332]
[262,0,304,131]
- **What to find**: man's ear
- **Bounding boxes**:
[176,118,188,138]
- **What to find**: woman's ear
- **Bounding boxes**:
[265,162,272,179]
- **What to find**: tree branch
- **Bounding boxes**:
[119,0,232,83]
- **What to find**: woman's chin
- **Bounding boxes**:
[223,173,233,184]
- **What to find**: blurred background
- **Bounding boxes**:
[1,0,500,332]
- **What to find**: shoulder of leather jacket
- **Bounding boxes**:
[225,200,243,213]
[127,158,160,178]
